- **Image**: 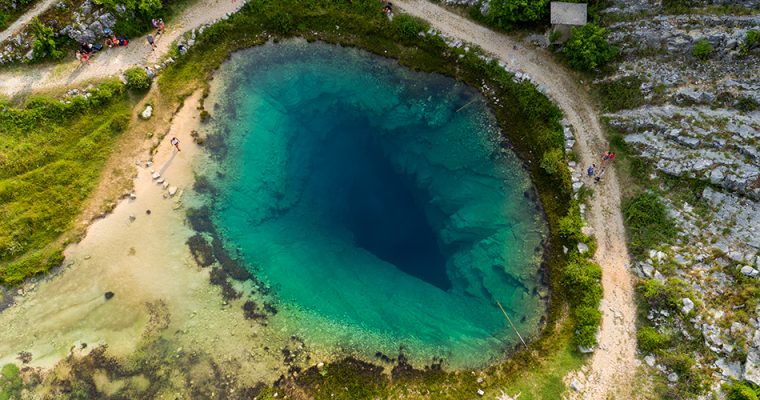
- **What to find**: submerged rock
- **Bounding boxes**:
[104,291,114,300]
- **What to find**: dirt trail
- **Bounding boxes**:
[0,0,243,97]
[0,0,58,44]
[392,1,638,398]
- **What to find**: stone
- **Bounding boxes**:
[740,265,759,277]
[644,355,656,367]
[141,105,153,120]
[667,372,678,383]
[745,348,760,385]
[157,177,165,184]
[578,345,594,354]
[570,378,583,391]
[715,358,742,379]
[168,186,178,196]
[577,242,590,254]
[104,291,114,300]
[681,298,694,314]
[152,172,161,180]
[162,182,169,189]
[477,389,485,396]
[641,263,655,278]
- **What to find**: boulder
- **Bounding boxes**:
[740,265,759,277]
[681,298,694,314]
[141,105,153,120]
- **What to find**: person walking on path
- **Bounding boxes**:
[594,168,606,184]
[587,163,596,177]
[171,137,181,152]
[147,34,156,50]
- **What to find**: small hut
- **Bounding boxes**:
[550,2,587,43]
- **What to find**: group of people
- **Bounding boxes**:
[74,18,166,63]
[587,151,616,184]
[147,18,166,50]
[75,43,98,64]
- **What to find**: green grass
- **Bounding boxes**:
[622,192,677,257]
[0,79,133,284]
[595,76,645,112]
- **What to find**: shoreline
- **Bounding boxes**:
[0,92,287,383]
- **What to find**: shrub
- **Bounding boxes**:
[692,39,712,61]
[563,24,617,71]
[393,15,429,41]
[739,29,759,56]
[724,380,760,400]
[596,76,645,112]
[0,363,22,400]
[563,258,603,346]
[622,192,677,256]
[539,148,564,175]
[486,0,549,29]
[30,18,64,61]
[124,67,152,91]
[637,326,668,353]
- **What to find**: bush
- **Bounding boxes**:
[393,15,429,41]
[724,380,760,400]
[0,363,22,400]
[563,24,617,71]
[30,18,64,61]
[596,76,645,112]
[124,67,152,91]
[622,192,677,256]
[692,39,712,61]
[740,30,759,56]
[637,326,668,353]
[563,258,603,347]
[539,148,564,175]
[486,0,549,29]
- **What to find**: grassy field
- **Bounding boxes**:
[0,79,133,284]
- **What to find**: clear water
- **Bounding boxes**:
[203,42,547,367]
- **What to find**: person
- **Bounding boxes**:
[171,137,181,152]
[602,151,611,162]
[594,168,606,184]
[158,19,165,35]
[609,152,616,162]
[152,18,160,30]
[119,37,129,46]
[81,51,91,64]
[587,163,596,177]
[105,36,115,48]
[147,34,156,50]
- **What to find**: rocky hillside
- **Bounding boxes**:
[598,0,759,397]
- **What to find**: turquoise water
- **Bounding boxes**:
[203,42,547,367]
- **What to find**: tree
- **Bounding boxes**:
[486,0,549,29]
[563,23,617,71]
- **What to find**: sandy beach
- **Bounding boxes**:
[0,91,286,385]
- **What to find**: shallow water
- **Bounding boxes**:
[202,42,547,367]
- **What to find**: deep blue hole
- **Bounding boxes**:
[302,115,452,291]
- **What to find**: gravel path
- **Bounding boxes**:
[0,0,58,44]
[0,0,243,97]
[392,1,638,398]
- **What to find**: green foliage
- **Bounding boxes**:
[739,30,759,56]
[736,96,758,112]
[486,0,549,29]
[392,15,429,41]
[622,192,677,256]
[0,364,22,400]
[30,17,64,61]
[637,277,690,311]
[124,67,152,91]
[596,76,645,112]
[661,0,693,13]
[540,148,564,175]
[692,38,713,61]
[94,0,168,37]
[724,380,760,400]
[637,326,668,353]
[0,80,130,284]
[563,257,602,346]
[563,23,617,71]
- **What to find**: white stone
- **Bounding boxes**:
[716,358,743,379]
[570,378,583,391]
[152,172,160,180]
[681,298,694,314]
[141,105,153,119]
[168,186,178,196]
[578,345,594,354]
[740,266,759,277]
[667,372,678,382]
[644,355,656,367]
[577,242,590,254]
[477,389,485,396]
[745,348,760,385]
